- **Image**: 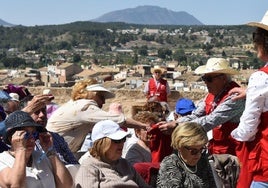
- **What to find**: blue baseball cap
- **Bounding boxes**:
[175,98,196,116]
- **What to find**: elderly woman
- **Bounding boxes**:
[125,111,157,165]
[156,122,215,188]
[75,120,151,188]
[0,111,73,188]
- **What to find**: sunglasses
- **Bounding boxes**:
[184,146,207,155]
[154,71,161,74]
[111,137,126,144]
[24,131,39,140]
[201,74,224,83]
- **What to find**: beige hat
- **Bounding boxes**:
[247,11,268,31]
[195,58,239,75]
[151,65,166,74]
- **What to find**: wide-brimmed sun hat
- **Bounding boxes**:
[86,84,115,99]
[195,58,239,75]
[247,10,268,31]
[150,65,166,74]
[4,111,47,145]
[91,120,130,142]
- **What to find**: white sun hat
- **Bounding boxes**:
[194,58,239,75]
[86,84,115,99]
[247,10,268,31]
[91,120,131,142]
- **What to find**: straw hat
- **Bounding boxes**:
[195,58,239,75]
[247,10,268,31]
[150,65,166,74]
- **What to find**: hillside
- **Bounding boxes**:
[0,19,14,27]
[92,5,203,25]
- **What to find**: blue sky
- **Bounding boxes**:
[1,0,267,26]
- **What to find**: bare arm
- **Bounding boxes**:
[39,132,73,188]
[0,131,29,187]
[22,94,53,115]
[125,117,148,129]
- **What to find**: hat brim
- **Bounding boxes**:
[107,129,131,140]
[4,123,47,145]
[151,68,165,74]
[247,22,268,31]
[86,84,115,99]
[194,65,239,75]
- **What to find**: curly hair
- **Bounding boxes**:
[171,122,208,150]
[71,78,98,101]
[133,111,159,125]
[89,137,112,161]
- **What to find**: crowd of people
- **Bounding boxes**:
[0,10,268,187]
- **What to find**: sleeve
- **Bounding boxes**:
[125,145,143,166]
[166,81,171,95]
[144,80,149,94]
[130,164,152,188]
[179,96,245,132]
[231,71,268,141]
[75,164,100,188]
[179,99,206,122]
[51,133,79,165]
[156,157,184,187]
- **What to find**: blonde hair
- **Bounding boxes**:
[71,78,98,101]
[90,137,112,161]
[171,122,208,150]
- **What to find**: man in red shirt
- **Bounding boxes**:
[144,66,170,102]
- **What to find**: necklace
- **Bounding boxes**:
[178,153,197,174]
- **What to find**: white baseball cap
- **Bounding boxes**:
[9,93,20,102]
[91,120,130,142]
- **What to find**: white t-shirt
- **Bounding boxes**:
[0,151,55,188]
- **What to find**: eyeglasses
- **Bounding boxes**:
[111,137,126,144]
[201,74,224,83]
[154,71,161,74]
[24,131,39,140]
[184,146,207,155]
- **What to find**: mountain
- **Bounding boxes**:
[92,5,203,25]
[0,19,15,27]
